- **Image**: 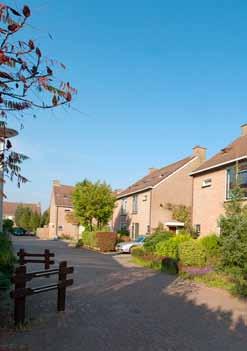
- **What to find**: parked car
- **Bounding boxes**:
[12,227,26,236]
[116,236,146,253]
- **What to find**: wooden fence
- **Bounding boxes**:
[10,249,74,325]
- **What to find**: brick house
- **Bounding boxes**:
[48,180,79,239]
[113,146,206,239]
[191,124,247,236]
[3,201,41,225]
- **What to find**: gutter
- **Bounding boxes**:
[190,156,247,176]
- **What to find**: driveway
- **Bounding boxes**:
[1,237,247,351]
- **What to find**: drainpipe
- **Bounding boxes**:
[149,190,152,234]
[55,206,59,239]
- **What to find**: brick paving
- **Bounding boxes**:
[1,237,247,351]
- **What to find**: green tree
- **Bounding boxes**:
[72,180,116,230]
[15,206,41,231]
[40,209,50,227]
[3,219,14,234]
[166,203,193,233]
[30,211,41,232]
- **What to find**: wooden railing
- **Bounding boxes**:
[10,249,74,325]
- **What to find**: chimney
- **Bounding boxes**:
[53,180,61,187]
[241,123,247,136]
[149,167,157,174]
[193,145,207,162]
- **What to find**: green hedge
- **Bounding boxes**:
[179,240,206,267]
[0,233,16,289]
[155,234,191,259]
[143,231,172,253]
[82,231,97,247]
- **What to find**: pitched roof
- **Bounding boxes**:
[53,184,74,207]
[118,156,195,198]
[192,134,247,175]
[3,202,41,216]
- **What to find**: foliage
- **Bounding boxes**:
[161,257,179,275]
[166,203,193,232]
[219,187,247,293]
[131,246,145,257]
[143,231,172,253]
[155,234,191,259]
[65,211,79,226]
[40,209,49,227]
[200,234,220,264]
[15,205,40,231]
[0,4,75,187]
[0,233,16,289]
[179,240,206,267]
[82,231,97,248]
[153,222,166,234]
[95,232,117,252]
[72,180,116,230]
[76,238,84,247]
[3,218,13,233]
[117,229,130,236]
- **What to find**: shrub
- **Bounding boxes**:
[131,246,145,257]
[82,231,97,247]
[179,240,206,267]
[0,233,16,289]
[199,234,220,264]
[95,232,117,252]
[76,238,84,247]
[161,257,179,274]
[143,231,172,253]
[117,229,130,236]
[155,234,191,259]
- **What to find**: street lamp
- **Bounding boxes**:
[0,126,18,232]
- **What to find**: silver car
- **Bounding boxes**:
[115,236,146,253]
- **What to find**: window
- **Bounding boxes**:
[202,178,212,188]
[65,208,71,212]
[120,216,127,230]
[147,225,150,234]
[195,224,201,236]
[58,225,63,231]
[226,162,247,199]
[121,198,127,215]
[131,222,139,239]
[132,195,138,213]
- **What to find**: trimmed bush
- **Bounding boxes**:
[96,232,117,252]
[155,234,191,259]
[82,231,96,247]
[117,229,130,236]
[199,234,220,264]
[143,231,172,253]
[179,240,206,267]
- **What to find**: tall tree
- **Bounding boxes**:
[0,4,75,186]
[40,208,49,227]
[72,180,116,231]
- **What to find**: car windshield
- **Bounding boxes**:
[135,236,145,243]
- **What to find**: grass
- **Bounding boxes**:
[132,254,247,297]
[132,256,162,271]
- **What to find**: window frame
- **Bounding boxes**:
[226,162,247,200]
[132,195,138,214]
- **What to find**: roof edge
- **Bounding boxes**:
[190,156,247,176]
[117,156,197,198]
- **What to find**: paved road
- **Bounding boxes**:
[1,237,247,351]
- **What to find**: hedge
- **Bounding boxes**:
[179,240,206,267]
[82,231,97,248]
[155,234,191,259]
[143,231,172,253]
[0,233,16,289]
[96,232,117,252]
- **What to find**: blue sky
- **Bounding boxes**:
[5,0,247,210]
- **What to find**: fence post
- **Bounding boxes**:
[19,248,25,266]
[44,249,50,270]
[57,261,67,312]
[14,265,26,325]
